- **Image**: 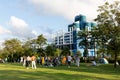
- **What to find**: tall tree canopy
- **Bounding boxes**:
[3,39,23,62]
[30,34,47,56]
[78,30,89,57]
[36,34,47,48]
[95,1,120,68]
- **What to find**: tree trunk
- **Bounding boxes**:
[114,52,117,68]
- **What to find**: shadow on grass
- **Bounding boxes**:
[0,69,109,80]
[0,63,120,80]
[41,63,120,76]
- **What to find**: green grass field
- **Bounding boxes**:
[0,63,120,80]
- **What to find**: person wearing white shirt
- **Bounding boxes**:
[67,54,72,68]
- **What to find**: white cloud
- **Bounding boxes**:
[35,26,53,42]
[9,16,28,28]
[0,26,11,34]
[43,32,52,42]
[28,0,117,21]
[32,30,38,36]
[9,16,37,38]
[0,40,4,49]
[27,0,118,42]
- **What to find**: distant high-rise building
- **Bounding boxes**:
[53,14,96,57]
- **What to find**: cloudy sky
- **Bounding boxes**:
[0,0,117,46]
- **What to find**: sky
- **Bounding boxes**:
[0,0,118,47]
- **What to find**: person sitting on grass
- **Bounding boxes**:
[91,60,97,66]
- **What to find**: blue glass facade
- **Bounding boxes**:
[54,14,96,56]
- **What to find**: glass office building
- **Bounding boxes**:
[53,14,96,57]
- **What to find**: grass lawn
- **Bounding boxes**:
[0,63,120,80]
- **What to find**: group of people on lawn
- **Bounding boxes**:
[62,54,80,68]
[21,54,37,69]
[20,53,81,69]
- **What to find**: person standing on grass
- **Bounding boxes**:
[26,56,31,69]
[31,54,37,69]
[62,56,66,65]
[41,56,45,66]
[67,53,72,68]
[20,56,23,63]
[75,54,80,67]
[23,56,26,67]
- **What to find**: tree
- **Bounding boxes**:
[90,28,107,58]
[76,51,82,57]
[3,38,23,62]
[45,44,57,56]
[78,29,90,58]
[54,48,61,57]
[0,49,9,59]
[95,1,120,68]
[36,34,47,48]
[44,44,62,57]
[22,39,33,56]
[30,34,47,56]
[61,46,70,56]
